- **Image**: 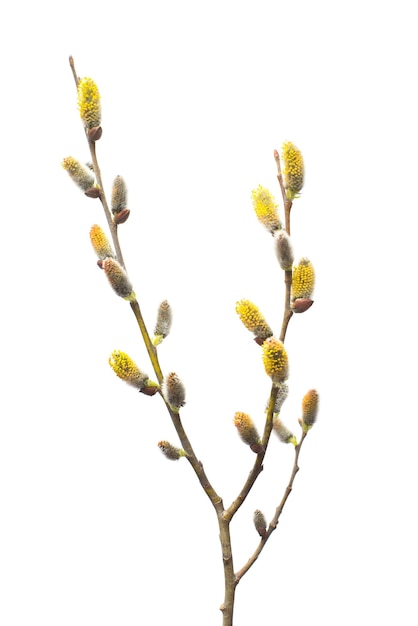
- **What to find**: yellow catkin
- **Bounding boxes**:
[77,77,101,130]
[302,389,319,429]
[262,337,289,384]
[233,412,260,447]
[291,258,315,300]
[282,141,304,199]
[108,350,149,389]
[235,299,272,340]
[251,185,281,233]
[89,224,115,260]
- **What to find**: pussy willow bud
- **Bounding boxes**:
[273,418,297,445]
[62,157,95,192]
[253,510,267,539]
[262,337,289,385]
[291,258,315,301]
[163,373,186,413]
[108,350,158,391]
[265,383,289,415]
[282,141,304,200]
[251,185,282,234]
[77,77,101,130]
[89,224,115,260]
[158,441,186,461]
[233,412,262,453]
[153,300,173,346]
[301,389,319,432]
[274,230,294,270]
[235,299,273,344]
[111,175,128,215]
[102,258,136,301]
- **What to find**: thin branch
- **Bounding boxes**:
[234,430,308,584]
[224,385,278,521]
[279,269,293,343]
[274,149,292,235]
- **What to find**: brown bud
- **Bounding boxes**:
[97,259,104,269]
[114,208,131,225]
[88,126,103,141]
[250,442,265,454]
[140,385,160,396]
[84,187,101,198]
[291,298,314,313]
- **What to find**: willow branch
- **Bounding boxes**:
[224,385,278,521]
[274,148,292,235]
[234,430,308,584]
[70,56,223,514]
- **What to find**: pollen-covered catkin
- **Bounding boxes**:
[77,77,101,130]
[282,141,304,200]
[251,185,282,233]
[262,337,289,384]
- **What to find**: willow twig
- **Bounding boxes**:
[234,431,308,584]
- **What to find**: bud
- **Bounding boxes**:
[113,208,130,225]
[233,412,262,452]
[262,337,289,385]
[291,258,315,301]
[291,298,314,313]
[282,141,304,200]
[163,372,186,413]
[62,156,95,192]
[84,187,101,198]
[274,230,294,271]
[140,382,160,396]
[102,258,136,301]
[89,224,115,260]
[301,389,319,431]
[235,299,273,343]
[87,125,102,142]
[108,350,157,391]
[251,185,282,233]
[158,441,186,461]
[153,300,173,345]
[265,382,289,415]
[77,77,101,130]
[253,510,267,539]
[273,417,297,445]
[111,175,128,215]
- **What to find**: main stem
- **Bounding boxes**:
[218,513,236,626]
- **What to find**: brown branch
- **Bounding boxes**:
[234,430,308,584]
[274,149,292,235]
[224,385,278,521]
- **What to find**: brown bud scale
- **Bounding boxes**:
[84,187,101,198]
[88,126,103,141]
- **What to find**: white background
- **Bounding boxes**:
[1,1,417,624]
